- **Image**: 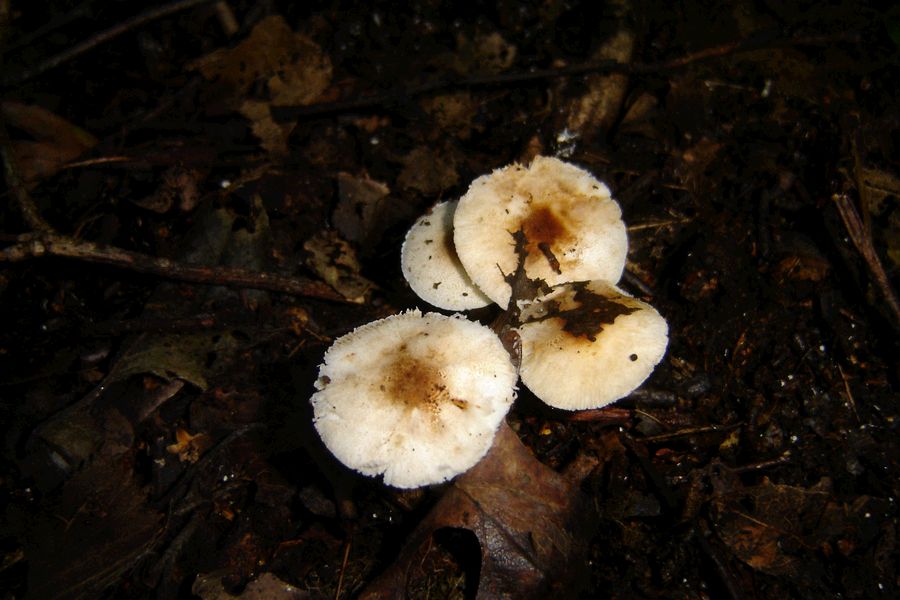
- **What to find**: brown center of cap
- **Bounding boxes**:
[383,352,468,416]
[522,205,573,273]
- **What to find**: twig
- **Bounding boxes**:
[837,364,861,425]
[640,422,741,444]
[3,0,220,86]
[1,232,350,302]
[692,524,746,600]
[835,131,900,328]
[832,193,900,326]
[271,30,859,122]
[0,119,54,232]
[213,1,239,37]
[0,1,92,55]
[335,539,352,600]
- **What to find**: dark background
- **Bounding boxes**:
[0,1,897,598]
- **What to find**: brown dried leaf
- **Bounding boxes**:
[166,428,212,463]
[1,101,98,182]
[714,477,840,585]
[361,422,593,598]
[131,166,204,213]
[26,455,162,599]
[303,230,375,303]
[565,29,635,136]
[446,31,517,76]
[396,146,459,195]
[675,137,724,194]
[421,92,480,140]
[189,16,331,105]
[332,172,401,255]
[193,571,309,600]
[859,167,900,215]
[239,100,296,157]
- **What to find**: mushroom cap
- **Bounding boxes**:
[516,280,668,410]
[401,200,492,310]
[453,156,627,308]
[311,310,517,488]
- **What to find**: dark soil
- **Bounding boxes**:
[1,2,897,599]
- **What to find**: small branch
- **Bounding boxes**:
[0,119,55,233]
[271,30,859,122]
[3,0,220,86]
[1,232,350,302]
[833,193,900,327]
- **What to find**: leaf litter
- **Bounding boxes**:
[0,2,897,599]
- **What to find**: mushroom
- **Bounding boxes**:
[311,310,517,488]
[515,279,668,410]
[453,156,627,308]
[401,200,492,310]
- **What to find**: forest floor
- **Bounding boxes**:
[0,1,898,599]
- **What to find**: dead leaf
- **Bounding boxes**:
[675,137,724,194]
[361,422,593,598]
[859,167,900,215]
[303,230,374,303]
[105,331,240,391]
[190,15,330,155]
[193,571,309,600]
[713,477,836,584]
[26,455,162,600]
[396,146,459,195]
[1,101,97,182]
[857,167,900,270]
[131,166,204,213]
[620,92,660,136]
[332,172,391,247]
[239,100,295,156]
[332,172,408,255]
[166,428,212,463]
[421,92,480,140]
[565,29,635,136]
[189,16,331,105]
[449,31,517,75]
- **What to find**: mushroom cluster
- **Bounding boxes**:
[312,156,668,487]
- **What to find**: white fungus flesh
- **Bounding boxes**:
[401,200,492,310]
[311,310,517,488]
[453,156,628,309]
[516,280,668,411]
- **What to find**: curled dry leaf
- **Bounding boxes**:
[239,100,296,157]
[564,29,635,137]
[189,15,331,105]
[191,15,331,155]
[361,421,594,598]
[332,172,405,256]
[1,101,98,183]
[303,230,375,303]
[711,476,882,591]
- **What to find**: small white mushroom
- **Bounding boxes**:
[401,200,492,310]
[311,310,517,488]
[453,156,628,308]
[516,280,668,410]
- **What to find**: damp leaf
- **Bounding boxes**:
[361,422,594,598]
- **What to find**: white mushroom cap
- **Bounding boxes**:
[401,200,492,310]
[516,280,668,410]
[453,156,628,308]
[311,310,517,488]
